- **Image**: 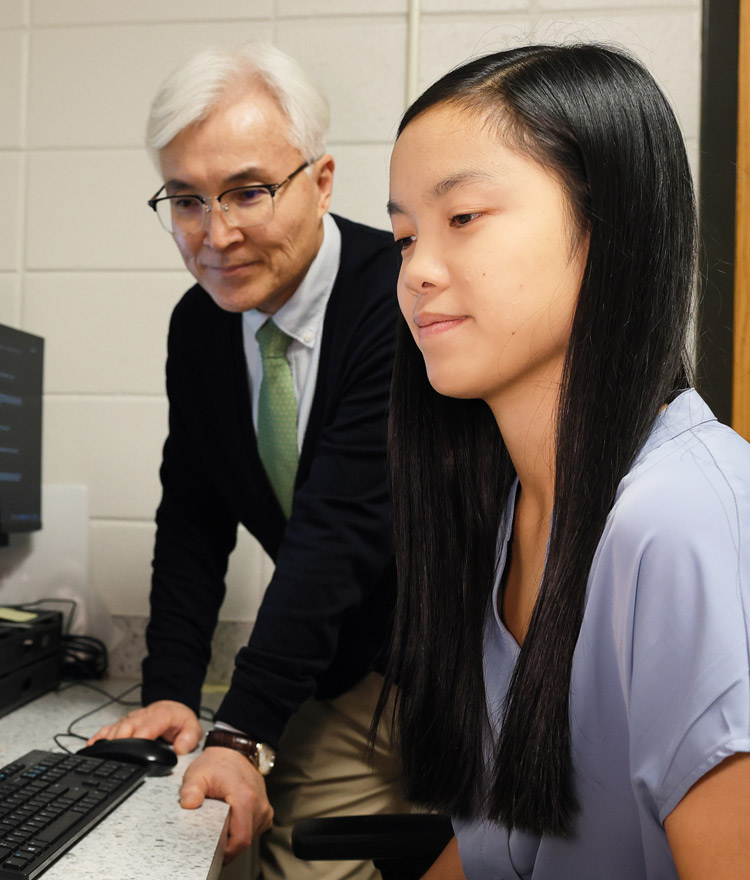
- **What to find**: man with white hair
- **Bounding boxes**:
[90,42,406,878]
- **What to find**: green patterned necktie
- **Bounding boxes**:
[256,319,298,519]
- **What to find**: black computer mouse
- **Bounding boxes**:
[76,737,178,776]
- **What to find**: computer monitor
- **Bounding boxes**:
[0,324,43,545]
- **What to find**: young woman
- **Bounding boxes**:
[382,45,750,879]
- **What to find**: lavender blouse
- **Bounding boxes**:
[454,390,750,879]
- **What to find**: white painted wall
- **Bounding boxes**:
[0,0,703,623]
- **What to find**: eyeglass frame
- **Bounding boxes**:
[147,159,315,234]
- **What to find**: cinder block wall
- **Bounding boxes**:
[0,1,702,647]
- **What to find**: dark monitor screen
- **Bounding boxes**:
[0,324,43,540]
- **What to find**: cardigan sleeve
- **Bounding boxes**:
[140,298,241,716]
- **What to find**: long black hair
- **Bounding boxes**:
[379,44,696,835]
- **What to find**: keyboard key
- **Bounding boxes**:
[34,810,86,845]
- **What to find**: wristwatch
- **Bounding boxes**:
[203,729,276,775]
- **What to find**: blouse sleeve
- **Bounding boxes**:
[618,434,750,823]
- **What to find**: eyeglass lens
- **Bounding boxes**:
[156,187,274,235]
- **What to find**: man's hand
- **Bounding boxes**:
[87,700,203,755]
[180,747,274,863]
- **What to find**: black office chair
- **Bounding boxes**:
[292,813,453,880]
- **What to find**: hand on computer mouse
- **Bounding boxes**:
[87,699,203,754]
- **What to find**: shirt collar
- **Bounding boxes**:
[243,213,341,348]
[632,388,716,467]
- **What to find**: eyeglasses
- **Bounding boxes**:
[147,160,313,235]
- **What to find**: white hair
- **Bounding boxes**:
[146,41,330,163]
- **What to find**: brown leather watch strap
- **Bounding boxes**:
[203,729,260,769]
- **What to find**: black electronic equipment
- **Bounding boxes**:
[0,610,62,720]
[76,738,177,775]
[0,324,43,546]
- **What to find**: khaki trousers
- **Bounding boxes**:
[256,671,410,880]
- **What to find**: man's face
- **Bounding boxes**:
[158,86,334,314]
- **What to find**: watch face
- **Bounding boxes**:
[257,744,276,775]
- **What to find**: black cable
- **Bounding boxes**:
[54,682,142,752]
[53,681,215,751]
[61,634,108,680]
[57,679,142,705]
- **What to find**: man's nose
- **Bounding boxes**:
[204,202,244,249]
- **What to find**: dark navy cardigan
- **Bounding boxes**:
[142,215,399,748]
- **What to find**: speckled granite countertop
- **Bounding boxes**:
[0,682,229,880]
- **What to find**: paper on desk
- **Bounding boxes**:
[0,605,37,623]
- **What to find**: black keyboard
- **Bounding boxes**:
[0,749,147,879]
